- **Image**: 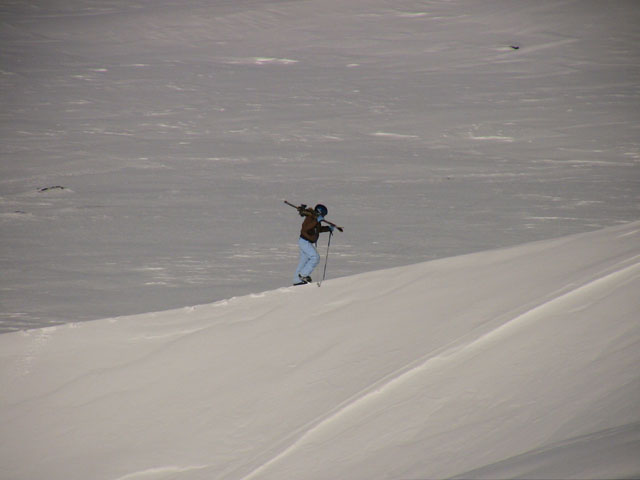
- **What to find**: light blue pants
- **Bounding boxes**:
[294,237,320,283]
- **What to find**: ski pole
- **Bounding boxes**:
[318,231,333,287]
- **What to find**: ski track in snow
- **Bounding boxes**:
[238,257,640,479]
[114,464,209,480]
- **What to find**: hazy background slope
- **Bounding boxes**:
[1,0,639,330]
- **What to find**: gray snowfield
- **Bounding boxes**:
[1,0,639,332]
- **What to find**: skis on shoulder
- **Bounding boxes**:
[284,200,344,232]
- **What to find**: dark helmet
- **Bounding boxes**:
[314,204,328,217]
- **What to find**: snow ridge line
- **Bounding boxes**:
[113,464,209,480]
[238,259,640,480]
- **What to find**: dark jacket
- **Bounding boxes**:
[300,214,331,243]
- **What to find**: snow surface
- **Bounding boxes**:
[1,1,639,477]
[1,221,639,479]
[1,0,639,331]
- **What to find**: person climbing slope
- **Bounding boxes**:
[293,203,334,285]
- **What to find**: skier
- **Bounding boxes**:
[293,204,334,285]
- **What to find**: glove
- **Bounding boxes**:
[328,225,335,232]
[316,215,324,222]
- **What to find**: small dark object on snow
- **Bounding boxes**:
[510,45,520,50]
[39,186,65,192]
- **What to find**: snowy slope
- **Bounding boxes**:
[1,222,638,480]
[2,0,640,331]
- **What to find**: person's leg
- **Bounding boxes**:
[298,239,320,279]
[294,238,311,283]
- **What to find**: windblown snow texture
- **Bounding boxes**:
[1,222,639,479]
